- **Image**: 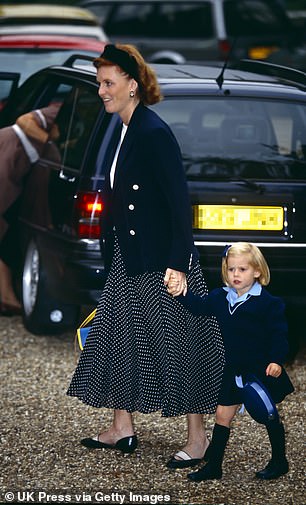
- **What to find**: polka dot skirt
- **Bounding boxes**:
[67,239,225,417]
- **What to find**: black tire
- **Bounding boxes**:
[22,239,80,335]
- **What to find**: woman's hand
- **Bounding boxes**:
[266,362,282,378]
[164,268,187,296]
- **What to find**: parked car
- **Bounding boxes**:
[1,57,306,358]
[0,3,107,40]
[80,0,306,68]
[0,34,107,86]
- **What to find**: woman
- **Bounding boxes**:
[0,104,60,314]
[67,44,224,466]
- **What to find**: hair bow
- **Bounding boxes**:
[222,244,231,258]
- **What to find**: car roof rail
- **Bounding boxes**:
[63,54,96,68]
[230,59,306,88]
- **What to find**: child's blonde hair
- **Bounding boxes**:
[221,242,270,286]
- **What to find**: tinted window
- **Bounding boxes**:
[16,80,102,172]
[152,97,306,180]
[224,0,290,37]
[0,73,18,103]
[106,2,213,37]
[158,3,213,37]
[6,72,48,121]
[52,84,102,171]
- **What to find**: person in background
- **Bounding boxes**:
[167,242,294,481]
[0,104,60,315]
[67,43,224,466]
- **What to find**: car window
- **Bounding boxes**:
[105,2,213,38]
[224,0,290,37]
[0,49,101,85]
[157,3,213,37]
[7,73,77,124]
[13,80,100,171]
[152,97,306,180]
[50,84,102,171]
[0,72,19,103]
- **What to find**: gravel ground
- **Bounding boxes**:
[0,315,305,505]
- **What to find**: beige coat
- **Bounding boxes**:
[0,104,60,240]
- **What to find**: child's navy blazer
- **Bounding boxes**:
[100,102,197,276]
[177,287,294,403]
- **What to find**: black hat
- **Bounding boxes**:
[235,374,279,425]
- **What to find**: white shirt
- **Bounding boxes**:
[223,281,262,306]
[110,123,128,189]
[223,281,262,315]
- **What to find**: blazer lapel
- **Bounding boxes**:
[103,119,123,193]
[112,129,133,188]
[112,104,145,190]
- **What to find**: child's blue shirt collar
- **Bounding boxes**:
[223,281,262,306]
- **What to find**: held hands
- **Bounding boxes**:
[164,268,187,297]
[266,362,282,378]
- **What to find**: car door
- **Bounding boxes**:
[20,81,103,233]
[18,76,109,334]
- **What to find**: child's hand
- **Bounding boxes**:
[266,362,282,377]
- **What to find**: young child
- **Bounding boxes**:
[167,242,294,482]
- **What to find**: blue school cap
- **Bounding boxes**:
[235,374,279,425]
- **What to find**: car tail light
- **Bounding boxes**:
[218,39,231,59]
[74,191,103,239]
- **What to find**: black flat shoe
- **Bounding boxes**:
[188,464,222,482]
[166,443,211,469]
[81,435,138,454]
[255,459,289,480]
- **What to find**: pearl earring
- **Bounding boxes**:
[129,90,135,97]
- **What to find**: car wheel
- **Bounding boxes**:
[22,239,79,335]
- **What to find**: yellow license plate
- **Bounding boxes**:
[249,46,278,60]
[193,205,284,231]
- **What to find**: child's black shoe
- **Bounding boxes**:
[255,459,289,480]
[187,463,222,482]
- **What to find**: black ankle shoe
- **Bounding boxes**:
[188,463,222,482]
[255,459,289,480]
[81,435,138,454]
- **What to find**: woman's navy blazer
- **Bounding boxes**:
[100,103,197,276]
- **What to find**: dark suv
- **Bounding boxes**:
[2,58,306,353]
[80,0,306,68]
